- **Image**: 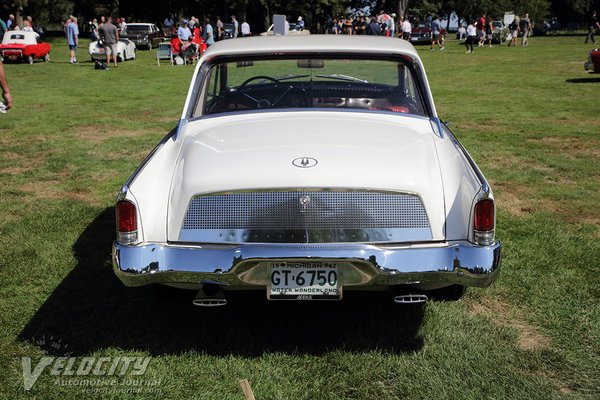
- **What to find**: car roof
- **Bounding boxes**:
[201,35,419,60]
[127,23,154,27]
[2,30,39,44]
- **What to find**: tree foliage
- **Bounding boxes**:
[0,0,597,31]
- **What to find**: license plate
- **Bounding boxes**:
[99,48,105,53]
[268,261,341,300]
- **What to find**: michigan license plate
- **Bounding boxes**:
[268,261,341,300]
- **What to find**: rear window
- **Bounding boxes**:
[196,56,427,118]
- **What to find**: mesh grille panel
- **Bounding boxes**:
[182,191,429,230]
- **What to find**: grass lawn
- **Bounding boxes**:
[0,35,599,399]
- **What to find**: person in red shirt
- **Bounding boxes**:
[476,14,486,47]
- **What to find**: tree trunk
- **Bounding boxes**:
[397,0,409,19]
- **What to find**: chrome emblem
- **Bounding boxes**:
[299,195,311,213]
[299,195,311,206]
[292,157,318,168]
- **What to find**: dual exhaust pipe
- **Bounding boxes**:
[192,283,428,307]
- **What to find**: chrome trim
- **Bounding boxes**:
[474,230,495,246]
[178,228,432,244]
[112,240,501,289]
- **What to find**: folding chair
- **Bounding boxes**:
[156,41,173,66]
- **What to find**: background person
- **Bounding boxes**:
[231,15,239,38]
[465,20,476,53]
[215,16,223,40]
[0,60,12,110]
[66,17,79,64]
[430,15,445,50]
[0,17,7,37]
[508,16,519,46]
[519,13,531,46]
[7,14,14,29]
[485,16,494,47]
[100,16,119,67]
[240,19,250,37]
[585,11,599,44]
[204,17,215,45]
[401,16,411,40]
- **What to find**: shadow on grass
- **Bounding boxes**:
[19,208,425,357]
[565,77,600,83]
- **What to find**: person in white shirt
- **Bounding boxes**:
[465,21,477,53]
[401,17,411,40]
[241,20,250,37]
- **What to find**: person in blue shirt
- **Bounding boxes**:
[6,14,14,29]
[204,17,215,46]
[430,15,445,51]
[66,17,79,64]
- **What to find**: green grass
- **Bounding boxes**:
[0,35,599,399]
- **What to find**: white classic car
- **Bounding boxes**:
[112,36,501,306]
[88,38,136,62]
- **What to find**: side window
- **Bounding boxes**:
[202,65,227,115]
[206,67,222,102]
[398,64,416,99]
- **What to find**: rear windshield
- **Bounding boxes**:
[127,26,151,33]
[195,56,427,118]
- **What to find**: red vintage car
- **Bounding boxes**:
[584,48,600,73]
[0,31,51,64]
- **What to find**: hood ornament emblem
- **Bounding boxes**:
[292,157,318,168]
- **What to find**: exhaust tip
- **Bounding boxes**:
[192,298,227,307]
[193,283,227,307]
[393,294,428,304]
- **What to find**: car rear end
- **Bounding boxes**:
[112,36,501,305]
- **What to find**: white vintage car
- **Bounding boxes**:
[112,36,501,306]
[88,38,136,62]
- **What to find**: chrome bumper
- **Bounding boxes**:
[112,240,501,289]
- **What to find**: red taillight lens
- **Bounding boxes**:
[474,199,494,232]
[117,200,137,232]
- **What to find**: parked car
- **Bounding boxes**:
[409,21,446,44]
[123,23,164,50]
[222,23,236,39]
[0,31,51,64]
[112,36,501,306]
[89,38,136,62]
[584,48,600,73]
[260,22,310,36]
[491,21,509,43]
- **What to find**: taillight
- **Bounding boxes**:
[116,200,138,244]
[473,198,495,245]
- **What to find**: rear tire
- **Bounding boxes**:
[27,55,33,64]
[44,54,49,62]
